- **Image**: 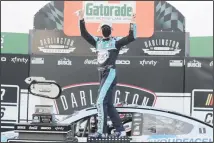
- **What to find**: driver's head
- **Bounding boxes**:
[98,22,113,38]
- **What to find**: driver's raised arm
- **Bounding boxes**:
[79,19,98,47]
[115,23,137,49]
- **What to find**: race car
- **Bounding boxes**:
[1,104,213,142]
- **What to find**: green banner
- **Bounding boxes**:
[1,32,29,54]
[190,36,213,57]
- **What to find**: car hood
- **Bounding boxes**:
[1,131,18,142]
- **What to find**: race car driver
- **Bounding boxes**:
[77,9,137,138]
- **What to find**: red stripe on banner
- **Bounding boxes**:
[210,96,213,106]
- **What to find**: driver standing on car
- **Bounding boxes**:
[77,9,137,138]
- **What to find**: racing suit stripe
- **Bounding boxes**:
[132,23,137,39]
[97,68,116,133]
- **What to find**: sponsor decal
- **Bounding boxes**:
[210,61,213,67]
[97,50,109,64]
[40,115,52,123]
[32,116,40,123]
[55,127,65,131]
[1,57,6,62]
[65,1,154,37]
[142,39,181,56]
[116,60,130,65]
[84,1,135,23]
[192,89,213,125]
[11,57,28,64]
[57,58,72,66]
[187,60,202,68]
[90,45,129,55]
[147,135,213,142]
[31,57,44,64]
[17,126,26,130]
[55,82,156,115]
[169,60,183,67]
[132,113,142,136]
[1,35,4,49]
[205,93,213,107]
[29,126,38,130]
[84,59,98,65]
[38,37,76,53]
[84,59,130,65]
[40,126,51,130]
[139,60,157,66]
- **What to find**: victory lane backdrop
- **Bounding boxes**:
[29,55,184,115]
[184,57,213,125]
[1,54,30,132]
[29,30,186,57]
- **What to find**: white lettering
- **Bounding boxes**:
[187,60,202,68]
[89,90,94,105]
[17,126,26,129]
[41,127,51,130]
[57,58,72,66]
[29,126,38,130]
[1,57,6,62]
[116,60,130,65]
[115,90,121,103]
[125,91,130,103]
[60,95,68,111]
[71,93,78,108]
[139,60,157,66]
[142,97,149,106]
[84,59,98,65]
[132,94,139,104]
[11,57,28,64]
[80,91,86,106]
[1,89,6,101]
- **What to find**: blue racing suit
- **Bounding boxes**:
[79,19,137,134]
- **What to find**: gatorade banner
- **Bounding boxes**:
[64,1,154,38]
[185,57,213,125]
[1,33,29,54]
[33,1,185,33]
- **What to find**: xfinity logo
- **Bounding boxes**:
[116,60,130,65]
[55,127,65,131]
[1,57,6,62]
[210,61,213,67]
[140,60,157,66]
[11,57,28,64]
[31,57,44,64]
[57,58,72,66]
[187,60,202,68]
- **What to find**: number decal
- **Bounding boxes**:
[1,88,6,101]
[1,107,6,118]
